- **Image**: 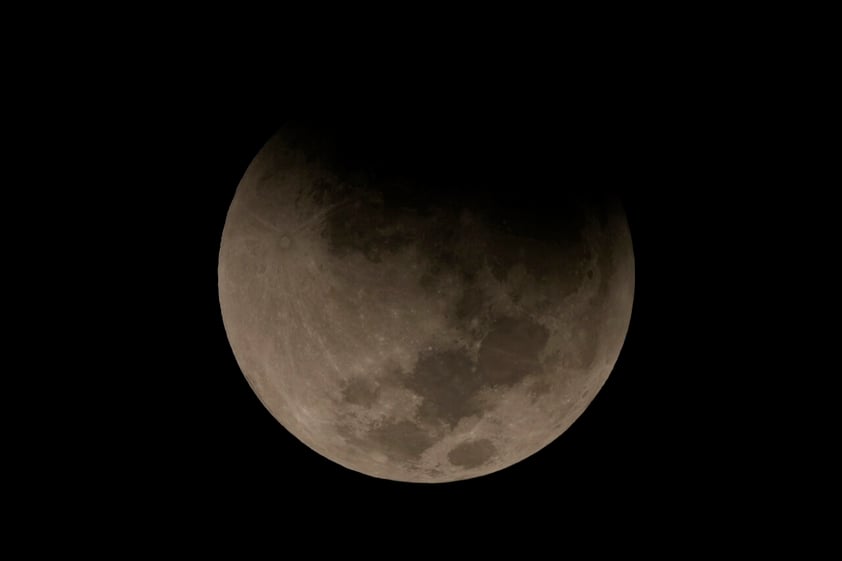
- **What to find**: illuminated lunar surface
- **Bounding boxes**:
[218,125,634,482]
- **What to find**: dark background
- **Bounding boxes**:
[132,95,732,510]
[69,69,795,539]
[8,22,826,548]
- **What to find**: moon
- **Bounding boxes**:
[218,122,634,483]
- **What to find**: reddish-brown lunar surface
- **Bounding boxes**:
[218,126,635,483]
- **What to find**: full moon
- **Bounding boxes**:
[218,122,634,483]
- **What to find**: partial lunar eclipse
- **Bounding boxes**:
[218,124,634,482]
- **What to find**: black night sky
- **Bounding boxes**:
[176,120,673,475]
[109,76,779,535]
[11,22,820,548]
